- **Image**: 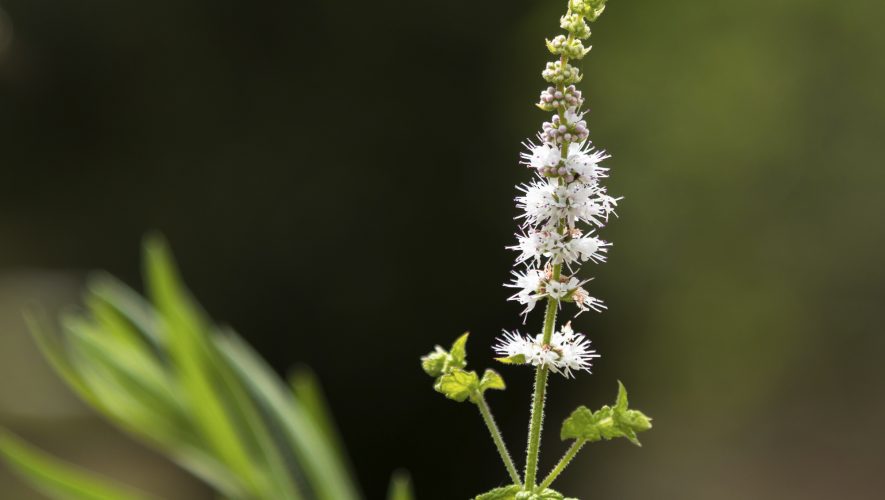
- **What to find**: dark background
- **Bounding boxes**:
[2,0,885,498]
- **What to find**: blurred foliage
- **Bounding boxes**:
[0,237,385,500]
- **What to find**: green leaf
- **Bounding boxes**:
[560,406,602,442]
[421,332,469,379]
[289,365,355,487]
[216,330,362,500]
[449,332,469,368]
[143,235,271,496]
[433,369,479,402]
[474,486,571,500]
[533,489,566,499]
[479,369,506,392]
[386,470,414,500]
[495,354,526,365]
[615,380,629,412]
[0,428,156,500]
[420,347,448,377]
[475,485,520,500]
[561,382,652,446]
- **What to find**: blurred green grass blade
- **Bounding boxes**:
[203,330,304,500]
[142,235,287,498]
[25,311,107,410]
[0,428,157,500]
[386,470,414,500]
[288,366,353,476]
[63,316,181,411]
[87,273,165,347]
[28,311,250,499]
[84,290,161,359]
[215,331,362,500]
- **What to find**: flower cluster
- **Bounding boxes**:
[494,323,600,379]
[498,0,616,377]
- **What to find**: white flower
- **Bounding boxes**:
[571,286,607,314]
[505,268,546,314]
[511,228,609,267]
[511,229,567,265]
[545,277,575,300]
[564,230,609,264]
[517,180,615,229]
[565,144,609,183]
[521,141,562,170]
[550,322,600,377]
[493,330,534,359]
[493,323,599,378]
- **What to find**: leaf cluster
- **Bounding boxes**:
[422,334,505,404]
[560,382,652,447]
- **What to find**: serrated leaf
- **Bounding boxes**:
[615,380,629,412]
[479,369,506,392]
[495,354,526,365]
[434,369,479,403]
[449,332,469,368]
[561,382,653,446]
[560,406,601,442]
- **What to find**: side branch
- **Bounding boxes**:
[538,439,586,491]
[476,394,521,485]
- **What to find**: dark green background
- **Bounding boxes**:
[1,0,884,498]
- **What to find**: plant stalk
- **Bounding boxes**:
[476,393,521,485]
[523,273,562,490]
[538,439,586,491]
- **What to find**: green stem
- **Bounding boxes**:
[538,439,586,491]
[523,277,562,490]
[476,393,521,485]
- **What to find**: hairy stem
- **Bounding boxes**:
[538,439,586,491]
[476,394,521,485]
[523,273,562,490]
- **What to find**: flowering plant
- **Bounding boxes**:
[421,1,652,498]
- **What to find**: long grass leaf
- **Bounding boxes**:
[143,235,272,497]
[0,428,157,500]
[215,331,362,500]
[288,366,354,480]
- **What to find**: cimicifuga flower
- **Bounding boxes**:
[494,323,600,379]
[420,2,652,497]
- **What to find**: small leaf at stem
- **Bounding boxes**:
[420,347,448,377]
[420,333,469,378]
[433,369,480,403]
[494,354,526,365]
[449,332,469,368]
[479,369,506,392]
